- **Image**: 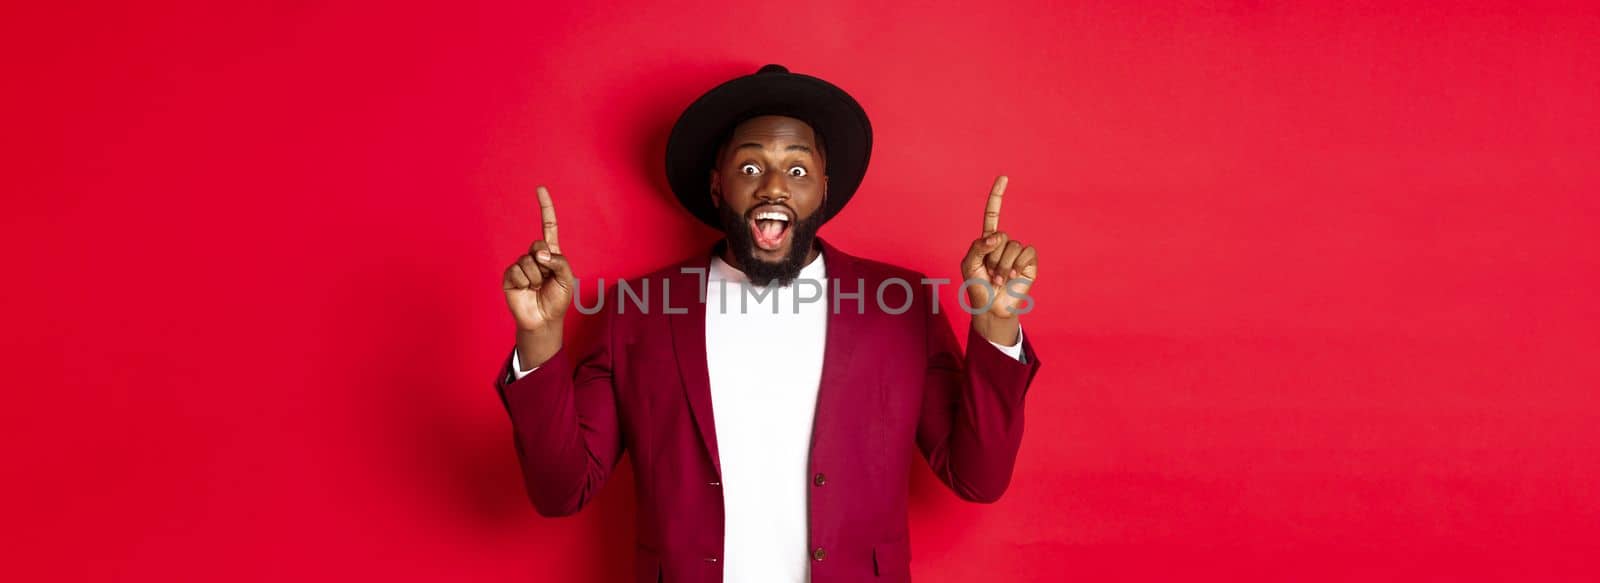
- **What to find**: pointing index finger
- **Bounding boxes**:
[983,175,1008,235]
[536,185,560,253]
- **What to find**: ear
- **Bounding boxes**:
[708,169,721,207]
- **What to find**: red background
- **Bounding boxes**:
[4,1,1598,581]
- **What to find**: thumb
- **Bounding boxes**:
[963,233,1002,273]
[534,250,575,285]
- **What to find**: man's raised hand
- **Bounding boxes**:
[960,176,1039,344]
[503,186,576,367]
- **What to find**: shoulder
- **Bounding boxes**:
[582,251,708,328]
[824,244,944,326]
[822,240,928,283]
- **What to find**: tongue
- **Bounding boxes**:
[753,220,786,250]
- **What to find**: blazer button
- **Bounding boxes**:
[813,473,826,486]
[812,547,827,561]
[704,556,719,563]
[708,481,720,487]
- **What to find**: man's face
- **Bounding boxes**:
[711,115,828,286]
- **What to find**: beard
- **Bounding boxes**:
[717,202,823,287]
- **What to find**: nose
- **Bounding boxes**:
[756,169,788,203]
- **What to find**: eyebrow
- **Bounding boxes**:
[734,142,814,154]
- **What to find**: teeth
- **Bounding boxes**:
[754,211,790,222]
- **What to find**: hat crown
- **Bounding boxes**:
[757,64,789,74]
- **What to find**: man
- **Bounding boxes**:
[497,64,1042,582]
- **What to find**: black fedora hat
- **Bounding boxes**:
[666,64,872,229]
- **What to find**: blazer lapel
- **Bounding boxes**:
[668,251,721,478]
[669,239,865,479]
[811,239,865,455]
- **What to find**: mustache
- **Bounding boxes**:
[745,203,796,218]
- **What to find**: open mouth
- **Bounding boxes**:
[748,206,794,252]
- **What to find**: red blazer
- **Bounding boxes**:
[496,239,1042,582]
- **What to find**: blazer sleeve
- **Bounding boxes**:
[916,307,1042,503]
[494,307,624,518]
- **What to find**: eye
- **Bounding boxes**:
[788,166,808,177]
[739,163,760,176]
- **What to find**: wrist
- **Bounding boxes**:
[973,313,1020,346]
[515,325,564,368]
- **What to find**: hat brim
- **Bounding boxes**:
[666,68,872,229]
